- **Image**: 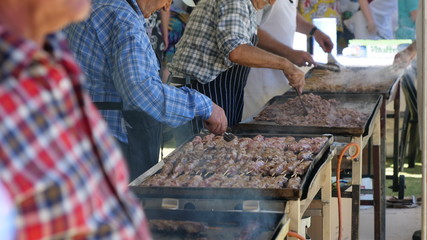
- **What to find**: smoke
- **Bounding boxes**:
[306,66,405,93]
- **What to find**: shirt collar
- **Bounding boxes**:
[127,0,145,17]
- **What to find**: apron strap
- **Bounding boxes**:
[93,102,123,110]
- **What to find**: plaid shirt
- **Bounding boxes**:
[0,26,151,240]
[168,0,258,84]
[64,0,212,143]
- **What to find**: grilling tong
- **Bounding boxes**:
[201,127,235,142]
[294,88,309,116]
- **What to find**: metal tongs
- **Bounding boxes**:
[294,88,309,116]
[223,128,236,142]
[201,127,235,142]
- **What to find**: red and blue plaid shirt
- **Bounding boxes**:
[0,26,151,239]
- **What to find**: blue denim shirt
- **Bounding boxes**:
[64,0,212,142]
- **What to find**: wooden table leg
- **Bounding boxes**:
[322,159,332,240]
[351,137,363,240]
[288,199,302,240]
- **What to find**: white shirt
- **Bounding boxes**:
[243,0,298,120]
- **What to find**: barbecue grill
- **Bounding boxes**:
[237,93,382,137]
[302,66,404,239]
[236,91,383,239]
[130,133,335,239]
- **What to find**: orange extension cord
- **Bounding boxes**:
[287,231,306,240]
[336,143,360,240]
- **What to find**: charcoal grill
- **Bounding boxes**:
[302,67,404,239]
[129,134,335,240]
[237,93,382,136]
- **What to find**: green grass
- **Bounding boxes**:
[385,157,423,198]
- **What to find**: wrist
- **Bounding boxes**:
[309,26,318,36]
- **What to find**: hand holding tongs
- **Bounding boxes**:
[201,127,235,142]
[294,88,309,116]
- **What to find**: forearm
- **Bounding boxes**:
[358,0,375,24]
[406,41,417,58]
[410,10,417,22]
[296,13,315,35]
[256,28,294,59]
[229,44,294,71]
[160,9,170,40]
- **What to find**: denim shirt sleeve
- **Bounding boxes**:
[110,20,212,126]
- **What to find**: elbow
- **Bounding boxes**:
[228,45,244,63]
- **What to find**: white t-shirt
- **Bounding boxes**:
[243,0,298,120]
[344,0,397,39]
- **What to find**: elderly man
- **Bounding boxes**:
[168,0,306,128]
[0,0,151,239]
[64,0,227,180]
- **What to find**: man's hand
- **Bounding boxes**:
[203,103,228,135]
[393,42,417,68]
[287,50,315,67]
[283,65,305,93]
[313,30,334,53]
[367,20,377,34]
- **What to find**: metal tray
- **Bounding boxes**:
[146,211,287,240]
[129,134,334,200]
[237,93,382,136]
[305,66,403,99]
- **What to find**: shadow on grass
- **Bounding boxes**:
[385,157,422,198]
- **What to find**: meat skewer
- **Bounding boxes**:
[141,134,328,190]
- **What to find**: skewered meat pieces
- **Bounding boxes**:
[287,176,301,189]
[297,151,313,160]
[281,160,300,175]
[141,134,329,190]
[238,220,262,240]
[294,160,313,176]
[149,220,208,234]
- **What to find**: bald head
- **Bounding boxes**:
[136,0,172,18]
[0,0,91,46]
